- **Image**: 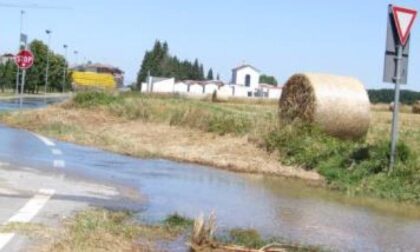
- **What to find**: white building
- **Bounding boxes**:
[140,77,175,93]
[231,64,261,91]
[140,64,282,99]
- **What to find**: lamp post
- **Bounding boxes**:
[44,29,52,102]
[15,10,25,95]
[62,44,68,93]
[73,50,79,66]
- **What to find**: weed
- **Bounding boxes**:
[163,213,193,229]
[73,91,121,107]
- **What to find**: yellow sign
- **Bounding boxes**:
[71,71,116,90]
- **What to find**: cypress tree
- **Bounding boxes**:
[207,68,214,80]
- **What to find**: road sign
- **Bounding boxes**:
[15,50,34,70]
[392,6,417,46]
[383,5,410,84]
[383,4,417,172]
[19,33,27,49]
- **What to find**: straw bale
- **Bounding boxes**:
[279,73,370,139]
[412,101,420,114]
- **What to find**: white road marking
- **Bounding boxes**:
[0,189,55,250]
[32,133,55,147]
[53,160,66,168]
[51,149,63,155]
[0,234,15,251]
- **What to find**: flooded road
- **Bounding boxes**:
[0,96,67,111]
[0,124,418,251]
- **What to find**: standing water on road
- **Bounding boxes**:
[0,96,67,111]
[0,124,418,252]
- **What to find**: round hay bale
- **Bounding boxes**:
[279,73,371,139]
[412,101,420,114]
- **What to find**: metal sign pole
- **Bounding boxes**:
[389,44,403,172]
[19,69,26,108]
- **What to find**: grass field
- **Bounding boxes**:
[0,91,418,203]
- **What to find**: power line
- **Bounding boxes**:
[0,2,72,10]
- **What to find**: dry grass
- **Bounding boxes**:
[0,104,320,181]
[368,110,420,156]
[371,103,412,113]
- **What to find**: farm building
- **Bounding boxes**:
[139,64,282,99]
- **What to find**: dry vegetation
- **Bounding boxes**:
[0,93,320,181]
[0,209,190,252]
[0,92,418,202]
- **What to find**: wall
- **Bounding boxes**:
[268,88,282,99]
[218,85,233,97]
[174,82,188,93]
[204,83,218,94]
[151,78,175,93]
[232,66,260,90]
[189,83,204,94]
[232,85,251,97]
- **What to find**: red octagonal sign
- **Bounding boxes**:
[15,50,34,70]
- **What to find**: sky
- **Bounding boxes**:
[0,0,419,90]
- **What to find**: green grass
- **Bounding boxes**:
[265,123,419,202]
[163,213,194,229]
[46,209,180,251]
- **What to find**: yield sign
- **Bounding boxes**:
[392,6,417,46]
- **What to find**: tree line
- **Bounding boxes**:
[136,41,219,88]
[0,40,70,93]
[368,89,420,104]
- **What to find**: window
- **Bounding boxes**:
[245,74,251,87]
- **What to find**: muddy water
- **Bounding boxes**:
[0,125,419,251]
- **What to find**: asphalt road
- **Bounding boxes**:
[0,97,144,251]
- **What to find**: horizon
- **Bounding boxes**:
[0,0,419,90]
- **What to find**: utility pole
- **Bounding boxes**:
[73,50,79,66]
[15,10,24,95]
[62,44,68,93]
[44,29,52,102]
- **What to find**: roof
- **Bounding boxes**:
[178,80,224,86]
[259,83,283,89]
[81,63,124,74]
[232,64,261,73]
[148,77,174,84]
[1,53,14,57]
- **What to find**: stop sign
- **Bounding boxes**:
[15,50,34,69]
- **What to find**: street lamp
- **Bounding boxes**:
[73,50,79,66]
[62,44,68,93]
[15,10,25,95]
[45,29,52,101]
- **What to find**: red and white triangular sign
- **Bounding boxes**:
[392,5,417,45]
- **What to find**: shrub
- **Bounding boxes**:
[73,91,121,107]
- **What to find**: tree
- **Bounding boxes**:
[22,40,68,93]
[0,60,17,92]
[207,68,214,80]
[368,89,420,104]
[259,74,278,86]
[216,73,220,81]
[136,40,212,88]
